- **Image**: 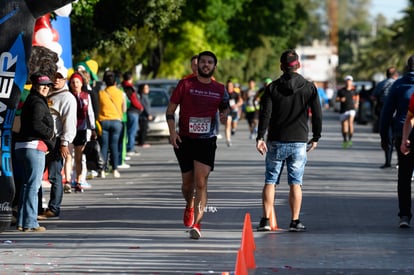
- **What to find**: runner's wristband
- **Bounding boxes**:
[166,114,175,121]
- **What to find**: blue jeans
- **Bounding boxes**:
[265,142,307,185]
[15,148,45,228]
[46,150,64,216]
[126,112,139,152]
[118,121,127,165]
[100,120,122,170]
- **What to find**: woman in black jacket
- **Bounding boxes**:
[14,73,55,232]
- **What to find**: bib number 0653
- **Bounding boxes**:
[189,117,211,134]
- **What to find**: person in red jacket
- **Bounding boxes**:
[122,72,144,155]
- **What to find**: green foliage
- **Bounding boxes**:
[66,0,414,86]
[352,16,414,81]
[69,0,312,82]
[224,0,308,81]
[70,0,185,75]
[228,0,301,51]
[337,0,371,33]
[298,0,327,44]
[92,0,183,33]
[78,26,157,75]
[158,22,212,78]
[338,0,414,81]
[70,0,101,55]
[336,0,374,79]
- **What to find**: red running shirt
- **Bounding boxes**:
[170,76,228,138]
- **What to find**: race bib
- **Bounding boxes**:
[189,117,211,134]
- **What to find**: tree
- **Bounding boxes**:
[339,0,413,81]
[226,0,310,81]
[336,0,372,77]
[70,0,185,75]
[159,0,311,82]
[69,0,318,82]
[157,0,249,79]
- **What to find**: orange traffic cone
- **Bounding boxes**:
[241,213,256,269]
[242,213,256,250]
[269,206,278,230]
[235,248,248,275]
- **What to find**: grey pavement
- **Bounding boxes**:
[0,109,412,275]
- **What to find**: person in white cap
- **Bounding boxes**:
[336,75,359,148]
[39,66,77,219]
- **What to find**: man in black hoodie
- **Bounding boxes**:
[256,49,322,232]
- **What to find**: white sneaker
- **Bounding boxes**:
[126,151,140,156]
[86,170,98,179]
[100,170,106,178]
[118,163,131,169]
[64,183,72,193]
[78,181,92,189]
[113,170,121,178]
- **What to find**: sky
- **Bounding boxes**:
[370,0,409,22]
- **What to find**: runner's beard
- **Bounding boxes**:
[198,66,215,78]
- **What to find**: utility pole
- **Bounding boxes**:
[327,0,338,54]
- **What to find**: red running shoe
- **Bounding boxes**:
[189,223,201,239]
[183,207,194,227]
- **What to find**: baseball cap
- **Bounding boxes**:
[280,49,299,68]
[56,66,68,79]
[30,73,53,86]
[344,75,353,81]
[76,60,99,81]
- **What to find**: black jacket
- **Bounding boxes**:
[16,90,55,150]
[257,72,322,142]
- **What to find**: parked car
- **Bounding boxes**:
[145,87,178,137]
[136,78,179,96]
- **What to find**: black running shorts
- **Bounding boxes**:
[72,130,87,146]
[174,136,217,173]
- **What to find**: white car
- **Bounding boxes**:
[146,87,178,137]
[136,78,179,96]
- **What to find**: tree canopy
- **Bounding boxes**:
[67,0,414,84]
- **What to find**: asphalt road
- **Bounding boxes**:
[1,109,412,275]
